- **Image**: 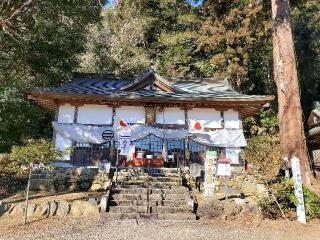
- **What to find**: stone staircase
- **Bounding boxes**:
[104,168,196,221]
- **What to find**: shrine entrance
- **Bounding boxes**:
[118,134,186,168]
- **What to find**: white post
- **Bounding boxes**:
[291,157,307,224]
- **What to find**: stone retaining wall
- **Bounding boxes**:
[182,168,267,197]
[0,197,106,221]
[30,168,111,193]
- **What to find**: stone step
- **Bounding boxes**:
[108,206,148,213]
[117,181,181,187]
[117,176,181,182]
[112,188,148,194]
[104,212,139,220]
[157,213,197,221]
[161,193,190,200]
[109,199,159,207]
[116,172,181,178]
[111,194,143,201]
[112,186,189,195]
[151,188,189,194]
[153,206,192,214]
[117,167,180,173]
[161,200,189,207]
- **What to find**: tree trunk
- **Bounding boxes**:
[271,0,312,185]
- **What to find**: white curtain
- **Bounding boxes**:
[192,129,246,147]
[52,122,246,147]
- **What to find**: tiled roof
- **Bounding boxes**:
[35,74,263,99]
[28,69,274,117]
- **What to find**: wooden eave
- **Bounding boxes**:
[28,90,274,119]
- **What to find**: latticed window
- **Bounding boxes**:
[133,134,163,153]
[73,142,111,166]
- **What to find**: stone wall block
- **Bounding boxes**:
[70,200,99,217]
[33,203,49,218]
[48,201,58,216]
[56,201,70,217]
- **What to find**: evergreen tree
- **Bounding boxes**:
[0,0,102,152]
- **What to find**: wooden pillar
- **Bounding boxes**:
[71,106,79,166]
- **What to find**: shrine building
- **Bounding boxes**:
[27,68,274,170]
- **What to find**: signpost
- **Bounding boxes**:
[291,157,307,224]
[204,150,217,197]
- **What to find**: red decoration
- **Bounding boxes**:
[119,120,128,127]
[194,121,202,131]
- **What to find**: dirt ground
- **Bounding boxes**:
[0,214,319,240]
[3,191,105,205]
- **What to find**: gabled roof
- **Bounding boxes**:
[27,69,274,118]
[120,68,186,93]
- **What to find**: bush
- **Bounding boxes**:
[259,178,320,221]
[0,154,27,199]
[9,139,69,172]
[303,185,320,219]
[244,135,282,182]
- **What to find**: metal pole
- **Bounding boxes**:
[115,136,119,185]
[147,159,150,214]
[224,175,228,200]
[23,164,32,225]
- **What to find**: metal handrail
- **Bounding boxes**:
[146,159,150,214]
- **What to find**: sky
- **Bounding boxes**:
[104,0,204,8]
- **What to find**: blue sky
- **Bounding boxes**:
[104,0,204,8]
[186,0,204,7]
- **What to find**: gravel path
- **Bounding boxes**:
[0,217,319,240]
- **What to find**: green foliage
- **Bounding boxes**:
[198,0,273,91]
[0,87,53,152]
[243,109,279,137]
[244,135,281,182]
[80,0,209,77]
[8,139,69,172]
[259,179,297,219]
[292,0,320,118]
[0,0,102,153]
[302,185,320,219]
[0,154,27,199]
[260,178,320,220]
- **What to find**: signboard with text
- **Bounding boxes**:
[204,150,217,196]
[291,157,306,224]
[216,162,231,176]
[119,135,131,156]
